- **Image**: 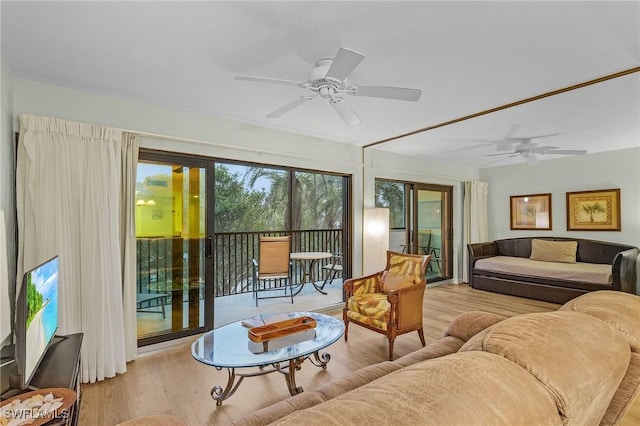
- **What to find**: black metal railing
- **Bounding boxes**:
[136,229,343,298]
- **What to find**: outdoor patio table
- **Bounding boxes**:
[289,251,332,295]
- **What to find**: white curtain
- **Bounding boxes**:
[462,181,489,282]
[16,114,138,383]
[121,133,139,362]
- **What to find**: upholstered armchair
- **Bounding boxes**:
[343,250,430,360]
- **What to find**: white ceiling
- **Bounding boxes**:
[2,1,639,168]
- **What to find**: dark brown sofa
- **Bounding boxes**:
[467,237,638,304]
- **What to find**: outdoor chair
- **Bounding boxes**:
[343,250,430,360]
[252,236,294,306]
[320,252,343,289]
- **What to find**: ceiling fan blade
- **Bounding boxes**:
[330,97,362,126]
[496,141,514,151]
[532,145,559,153]
[325,47,365,82]
[542,149,587,155]
[527,132,561,140]
[353,85,422,102]
[266,96,313,118]
[485,152,515,157]
[235,75,302,87]
[481,154,517,167]
[503,124,522,140]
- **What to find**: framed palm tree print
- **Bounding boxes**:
[566,188,621,231]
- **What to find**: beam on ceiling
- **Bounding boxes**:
[363,66,640,149]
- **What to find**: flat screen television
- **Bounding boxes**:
[14,255,59,389]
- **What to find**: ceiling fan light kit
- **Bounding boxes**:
[235,47,422,126]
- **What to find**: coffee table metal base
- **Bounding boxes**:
[210,350,331,405]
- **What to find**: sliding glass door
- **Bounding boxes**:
[135,152,213,345]
[412,186,451,281]
[212,163,349,328]
[135,149,351,344]
[375,180,452,282]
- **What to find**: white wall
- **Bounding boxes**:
[11,72,639,296]
[1,57,16,346]
[479,148,640,247]
[0,56,16,393]
[11,77,639,289]
[11,78,483,282]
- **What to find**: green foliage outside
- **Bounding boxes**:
[136,161,345,297]
[375,180,405,228]
[215,165,275,232]
[26,274,43,329]
[240,167,343,232]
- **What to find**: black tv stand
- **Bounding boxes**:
[1,333,83,426]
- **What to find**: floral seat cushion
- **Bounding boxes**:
[347,293,390,331]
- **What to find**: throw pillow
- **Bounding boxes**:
[530,239,577,264]
[381,270,415,292]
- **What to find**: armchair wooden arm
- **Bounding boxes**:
[343,272,383,298]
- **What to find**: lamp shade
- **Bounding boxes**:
[363,208,390,275]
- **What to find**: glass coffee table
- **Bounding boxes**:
[191,311,345,405]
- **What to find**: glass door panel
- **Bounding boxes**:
[136,160,208,344]
[374,180,407,253]
[413,186,451,282]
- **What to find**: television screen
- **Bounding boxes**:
[16,256,59,388]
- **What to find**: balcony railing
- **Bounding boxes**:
[136,229,343,298]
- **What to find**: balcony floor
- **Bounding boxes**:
[137,279,344,338]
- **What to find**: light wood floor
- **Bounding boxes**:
[80,283,640,425]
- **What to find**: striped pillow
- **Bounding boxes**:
[530,239,577,264]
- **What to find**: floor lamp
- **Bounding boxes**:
[363,208,389,275]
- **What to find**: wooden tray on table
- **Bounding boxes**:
[248,316,317,343]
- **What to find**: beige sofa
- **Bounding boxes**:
[231,290,640,425]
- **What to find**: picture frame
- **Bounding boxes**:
[566,188,621,231]
[510,193,552,230]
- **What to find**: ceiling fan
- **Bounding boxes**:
[484,138,587,165]
[234,47,422,126]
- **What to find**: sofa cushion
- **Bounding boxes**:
[530,239,577,263]
[560,290,640,353]
[392,336,464,368]
[459,311,630,425]
[474,255,611,285]
[264,351,562,426]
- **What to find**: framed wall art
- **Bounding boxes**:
[566,188,621,231]
[510,193,552,230]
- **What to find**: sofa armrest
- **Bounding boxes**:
[612,248,638,294]
[444,311,507,342]
[467,242,499,286]
[467,242,499,261]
